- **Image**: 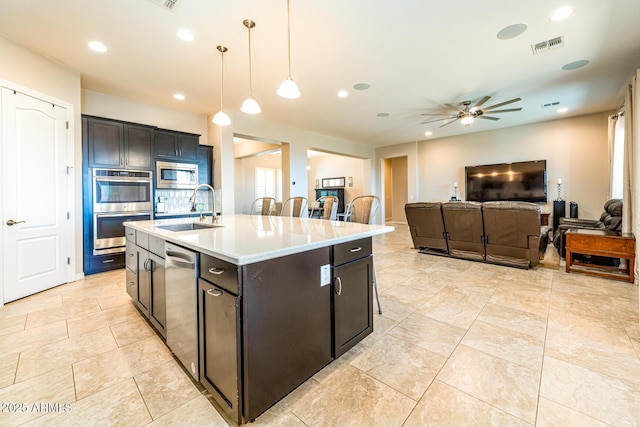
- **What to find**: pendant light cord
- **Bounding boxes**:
[220,50,224,109]
[247,24,253,97]
[286,0,292,77]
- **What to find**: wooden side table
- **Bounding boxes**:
[565,228,635,283]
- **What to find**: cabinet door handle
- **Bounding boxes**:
[349,247,362,253]
[335,277,342,296]
[206,288,223,297]
[208,267,225,275]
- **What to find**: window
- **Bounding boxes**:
[611,115,625,199]
[254,167,282,210]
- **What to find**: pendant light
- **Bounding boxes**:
[277,0,300,99]
[241,19,261,114]
[212,45,231,126]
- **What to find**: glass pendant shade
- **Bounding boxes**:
[241,97,261,114]
[212,110,231,125]
[461,115,474,125]
[277,77,300,99]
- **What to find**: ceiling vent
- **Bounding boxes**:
[542,101,560,109]
[146,0,182,12]
[531,36,564,55]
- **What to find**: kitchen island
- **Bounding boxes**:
[124,214,393,424]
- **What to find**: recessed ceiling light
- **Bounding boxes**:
[551,6,574,21]
[496,23,527,40]
[88,41,107,53]
[338,90,348,98]
[557,107,568,113]
[353,83,370,91]
[177,29,194,41]
[173,93,185,101]
[425,131,433,136]
[376,112,390,117]
[562,59,589,71]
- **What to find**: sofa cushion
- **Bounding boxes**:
[442,202,485,261]
[404,202,448,253]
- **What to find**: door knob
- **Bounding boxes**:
[6,219,26,226]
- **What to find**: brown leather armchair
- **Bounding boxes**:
[554,199,623,258]
[482,201,548,268]
[404,202,448,255]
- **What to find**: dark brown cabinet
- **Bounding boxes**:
[125,228,166,337]
[86,116,153,170]
[198,277,240,423]
[155,130,199,161]
[332,238,373,358]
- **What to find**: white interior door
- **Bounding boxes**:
[1,87,71,303]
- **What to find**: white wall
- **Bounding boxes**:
[414,112,611,220]
[307,154,366,204]
[0,35,83,279]
[83,90,208,143]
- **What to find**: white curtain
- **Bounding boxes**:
[623,72,638,288]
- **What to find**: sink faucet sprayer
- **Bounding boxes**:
[189,184,219,223]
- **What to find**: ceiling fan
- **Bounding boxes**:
[421,96,522,128]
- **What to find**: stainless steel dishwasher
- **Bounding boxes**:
[165,242,200,380]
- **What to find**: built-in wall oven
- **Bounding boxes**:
[93,169,153,255]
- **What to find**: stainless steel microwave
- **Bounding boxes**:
[156,161,198,189]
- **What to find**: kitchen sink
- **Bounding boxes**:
[157,222,223,232]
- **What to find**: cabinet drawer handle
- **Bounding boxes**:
[208,267,225,275]
[102,259,114,264]
[335,277,342,296]
[128,253,134,257]
[349,247,362,253]
[206,289,223,297]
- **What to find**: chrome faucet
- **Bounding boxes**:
[189,184,218,223]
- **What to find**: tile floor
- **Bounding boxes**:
[1,226,639,426]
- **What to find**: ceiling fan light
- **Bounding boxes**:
[212,110,231,125]
[241,97,261,114]
[461,116,474,125]
[278,77,300,99]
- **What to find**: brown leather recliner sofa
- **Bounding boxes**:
[553,199,623,258]
[405,201,549,269]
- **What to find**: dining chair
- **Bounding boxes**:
[344,195,382,314]
[250,197,276,215]
[279,196,308,217]
[310,196,339,220]
[343,195,380,225]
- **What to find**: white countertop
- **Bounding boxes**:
[124,214,394,265]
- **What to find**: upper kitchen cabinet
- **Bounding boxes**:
[198,145,213,186]
[85,116,153,170]
[155,130,199,162]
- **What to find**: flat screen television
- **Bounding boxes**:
[465,160,547,203]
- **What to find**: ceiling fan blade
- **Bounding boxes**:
[445,103,465,113]
[421,116,456,124]
[439,117,460,128]
[473,95,491,109]
[485,108,522,113]
[479,116,500,121]
[482,97,522,111]
[420,113,455,116]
